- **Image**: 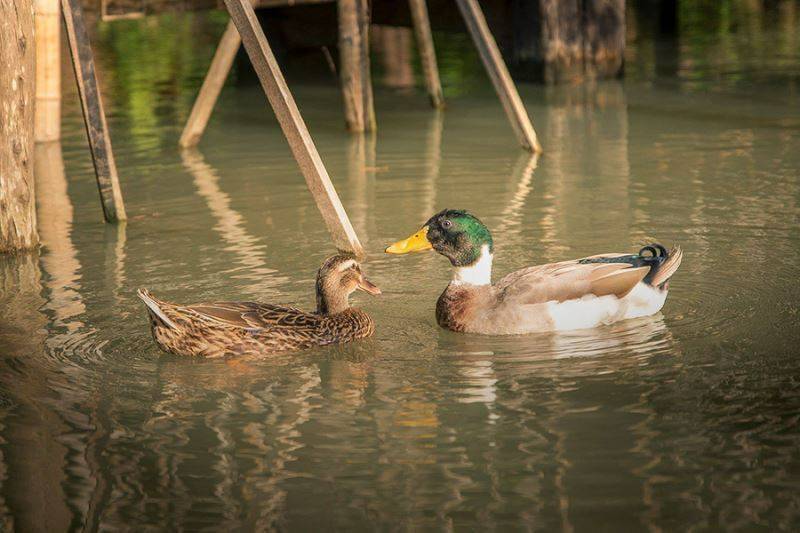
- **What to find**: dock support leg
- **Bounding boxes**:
[179,20,241,148]
[35,0,61,142]
[62,0,127,221]
[408,0,444,108]
[223,0,364,256]
[338,0,375,132]
[455,0,542,153]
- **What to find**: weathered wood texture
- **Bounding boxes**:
[455,0,542,153]
[512,0,625,83]
[62,0,127,221]
[34,0,61,142]
[179,19,241,147]
[223,0,364,256]
[408,0,443,108]
[337,0,374,132]
[0,0,39,253]
[356,0,375,130]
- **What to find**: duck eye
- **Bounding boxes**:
[442,220,452,228]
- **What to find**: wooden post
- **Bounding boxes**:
[356,0,375,131]
[0,0,39,253]
[455,0,542,153]
[62,0,127,222]
[511,0,625,83]
[222,0,364,257]
[34,0,61,142]
[408,0,444,108]
[337,0,365,132]
[179,20,241,148]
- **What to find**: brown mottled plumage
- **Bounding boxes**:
[138,254,380,357]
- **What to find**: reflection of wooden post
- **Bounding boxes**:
[455,0,542,153]
[408,0,444,108]
[179,20,241,148]
[0,0,38,252]
[35,0,61,142]
[223,0,364,256]
[62,0,127,222]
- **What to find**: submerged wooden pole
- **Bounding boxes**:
[408,0,444,108]
[0,0,39,252]
[62,0,127,221]
[34,0,61,142]
[179,20,241,148]
[222,0,364,256]
[455,0,542,153]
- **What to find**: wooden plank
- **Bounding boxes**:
[337,0,365,132]
[62,0,127,221]
[455,0,542,153]
[408,0,444,109]
[179,19,241,148]
[222,0,364,256]
[34,0,61,142]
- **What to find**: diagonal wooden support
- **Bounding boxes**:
[179,20,241,148]
[62,0,127,221]
[408,0,444,109]
[222,0,364,256]
[455,0,542,153]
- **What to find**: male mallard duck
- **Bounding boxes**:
[137,253,380,357]
[386,209,682,334]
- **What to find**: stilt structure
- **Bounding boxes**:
[222,0,364,256]
[408,0,443,108]
[179,19,241,148]
[34,0,61,142]
[62,0,127,221]
[455,0,542,153]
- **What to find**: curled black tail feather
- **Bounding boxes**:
[579,243,682,289]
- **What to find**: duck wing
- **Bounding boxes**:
[496,258,650,306]
[182,301,322,330]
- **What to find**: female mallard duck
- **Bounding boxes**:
[386,209,682,334]
[137,253,380,357]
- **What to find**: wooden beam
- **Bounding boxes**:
[179,20,241,148]
[62,0,127,221]
[222,0,364,256]
[408,0,444,108]
[337,0,365,132]
[356,0,375,131]
[455,0,542,153]
[34,0,61,142]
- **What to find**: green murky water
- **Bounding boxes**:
[2,5,800,530]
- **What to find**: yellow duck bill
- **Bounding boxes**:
[385,226,433,254]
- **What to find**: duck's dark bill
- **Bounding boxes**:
[385,226,433,254]
[357,278,382,295]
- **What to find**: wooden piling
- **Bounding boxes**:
[0,0,39,252]
[179,20,241,148]
[455,0,542,153]
[222,0,364,257]
[408,0,444,108]
[34,0,61,142]
[356,0,375,131]
[62,0,127,222]
[337,0,366,132]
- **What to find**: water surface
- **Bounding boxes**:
[1,7,800,531]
